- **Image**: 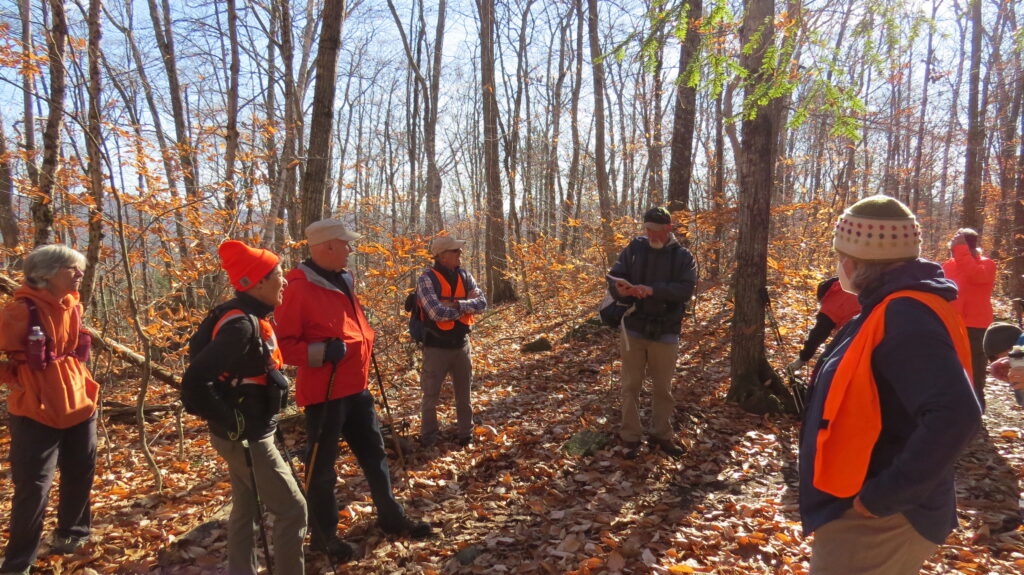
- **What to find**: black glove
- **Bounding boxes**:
[324,339,347,364]
[266,369,289,412]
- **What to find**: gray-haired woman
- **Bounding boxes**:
[0,245,98,574]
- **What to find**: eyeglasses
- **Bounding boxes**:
[445,249,463,254]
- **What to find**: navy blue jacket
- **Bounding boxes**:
[606,236,697,340]
[799,259,981,544]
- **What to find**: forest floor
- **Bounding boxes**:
[0,283,1022,574]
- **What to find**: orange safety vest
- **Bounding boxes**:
[430,269,475,331]
[813,290,972,498]
[212,310,284,385]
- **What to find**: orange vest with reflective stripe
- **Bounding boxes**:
[212,310,284,386]
[431,269,475,330]
[813,290,972,498]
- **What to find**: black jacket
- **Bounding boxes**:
[607,236,698,340]
[181,293,285,441]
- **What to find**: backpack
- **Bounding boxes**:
[182,305,264,416]
[404,290,425,343]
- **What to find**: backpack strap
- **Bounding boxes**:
[211,309,268,382]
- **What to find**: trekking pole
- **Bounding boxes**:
[304,356,339,494]
[274,428,340,575]
[370,351,409,481]
[761,287,806,415]
[241,439,274,573]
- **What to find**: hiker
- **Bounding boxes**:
[985,323,1024,400]
[800,195,981,575]
[180,240,306,575]
[275,218,431,563]
[982,322,1021,364]
[941,228,996,409]
[415,235,487,448]
[0,246,98,575]
[606,207,698,458]
[786,276,860,375]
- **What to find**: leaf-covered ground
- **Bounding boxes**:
[0,285,1021,574]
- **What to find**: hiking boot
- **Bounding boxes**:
[312,537,356,563]
[622,440,642,460]
[380,515,433,539]
[50,534,89,554]
[650,438,685,458]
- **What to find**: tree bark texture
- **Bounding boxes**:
[962,0,984,231]
[80,0,105,308]
[667,0,702,213]
[726,0,793,414]
[301,0,347,230]
[585,0,615,264]
[477,0,517,303]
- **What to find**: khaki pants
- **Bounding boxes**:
[420,343,474,441]
[619,332,678,443]
[212,434,307,575]
[810,509,938,575]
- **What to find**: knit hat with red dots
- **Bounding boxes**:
[833,195,921,262]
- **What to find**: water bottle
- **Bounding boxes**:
[26,326,47,370]
[1007,346,1024,406]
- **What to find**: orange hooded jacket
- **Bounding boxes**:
[813,290,972,498]
[0,286,99,429]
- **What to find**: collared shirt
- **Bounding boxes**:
[416,267,487,322]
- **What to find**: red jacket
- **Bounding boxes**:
[275,264,375,406]
[941,244,996,328]
[819,280,860,329]
[0,286,98,428]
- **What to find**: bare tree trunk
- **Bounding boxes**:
[477,0,516,303]
[562,0,584,250]
[20,0,40,190]
[386,0,445,232]
[146,0,199,203]
[666,0,702,212]
[585,0,615,263]
[708,91,725,281]
[726,0,790,414]
[80,0,104,308]
[223,0,241,218]
[962,0,984,231]
[301,0,347,229]
[544,7,572,237]
[0,119,20,254]
[33,0,69,246]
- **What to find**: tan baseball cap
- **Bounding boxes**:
[305,219,361,246]
[430,236,467,256]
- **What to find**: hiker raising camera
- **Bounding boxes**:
[275,218,431,563]
[180,240,306,575]
[0,245,97,575]
[606,207,697,459]
[941,228,996,410]
[414,235,487,448]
